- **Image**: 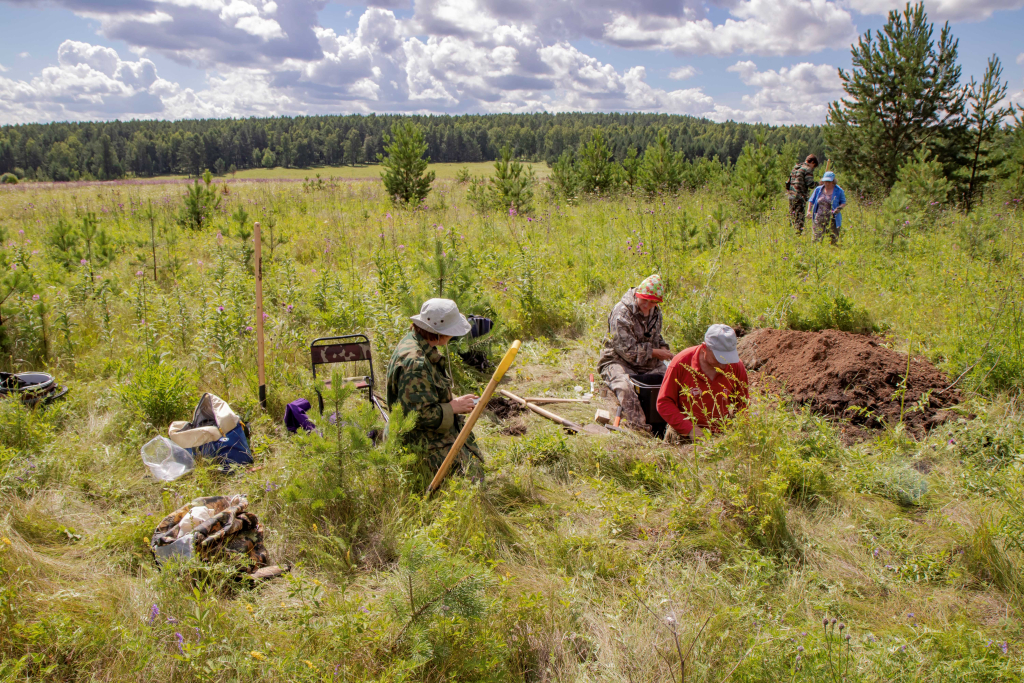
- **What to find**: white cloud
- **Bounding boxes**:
[846,0,1024,23]
[669,65,697,80]
[18,52,30,59]
[711,60,842,124]
[1017,53,1024,65]
[0,2,860,125]
[0,39,174,123]
[602,0,856,56]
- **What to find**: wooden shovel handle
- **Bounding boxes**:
[426,340,521,495]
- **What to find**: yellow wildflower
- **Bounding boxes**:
[250,651,266,661]
[2,537,11,545]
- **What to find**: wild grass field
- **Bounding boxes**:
[150,162,551,182]
[1,170,1024,683]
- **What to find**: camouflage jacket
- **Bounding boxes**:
[385,330,479,467]
[598,288,670,375]
[787,162,816,200]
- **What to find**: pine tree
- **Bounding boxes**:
[639,129,682,196]
[825,2,965,193]
[378,122,435,205]
[178,171,221,231]
[732,133,780,218]
[345,129,363,166]
[963,55,1011,212]
[576,130,619,195]
[549,151,579,199]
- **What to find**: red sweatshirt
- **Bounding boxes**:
[656,344,749,435]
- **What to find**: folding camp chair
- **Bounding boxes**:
[310,334,389,423]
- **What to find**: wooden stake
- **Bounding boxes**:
[254,221,266,411]
[427,340,521,496]
[499,389,583,433]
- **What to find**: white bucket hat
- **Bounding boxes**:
[411,298,471,337]
[704,324,740,365]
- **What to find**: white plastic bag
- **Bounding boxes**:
[141,436,195,482]
[153,533,195,564]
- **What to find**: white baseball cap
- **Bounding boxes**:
[411,298,471,337]
[704,324,740,365]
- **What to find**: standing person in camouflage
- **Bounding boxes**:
[786,154,819,234]
[386,298,482,482]
[598,274,673,432]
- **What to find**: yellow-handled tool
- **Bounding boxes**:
[426,340,521,496]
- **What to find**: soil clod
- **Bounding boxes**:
[487,396,525,421]
[737,328,960,435]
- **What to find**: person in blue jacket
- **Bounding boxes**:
[806,171,847,244]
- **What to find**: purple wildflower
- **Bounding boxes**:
[148,604,160,624]
[175,632,185,654]
[217,306,225,313]
[136,270,144,276]
[246,326,253,332]
[32,294,40,301]
[1002,642,1009,655]
[80,259,88,266]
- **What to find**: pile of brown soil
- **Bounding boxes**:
[737,329,960,435]
[487,396,525,421]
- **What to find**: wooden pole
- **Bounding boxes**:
[426,340,521,496]
[522,397,590,405]
[254,221,266,411]
[499,389,583,433]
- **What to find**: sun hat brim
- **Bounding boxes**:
[411,312,472,337]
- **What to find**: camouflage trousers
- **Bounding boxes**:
[600,363,658,430]
[788,196,807,233]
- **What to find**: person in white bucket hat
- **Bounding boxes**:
[386,299,483,482]
[656,323,749,443]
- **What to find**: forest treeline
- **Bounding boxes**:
[0,112,826,182]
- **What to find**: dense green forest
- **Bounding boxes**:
[0,112,826,182]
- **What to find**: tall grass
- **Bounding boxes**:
[0,176,1022,680]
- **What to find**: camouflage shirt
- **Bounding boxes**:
[385,330,480,468]
[787,162,816,200]
[598,288,670,375]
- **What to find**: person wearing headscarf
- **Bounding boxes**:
[597,274,672,431]
[807,171,847,245]
[386,298,482,479]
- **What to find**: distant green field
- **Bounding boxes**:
[155,161,550,181]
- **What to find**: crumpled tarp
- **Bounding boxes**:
[150,495,285,579]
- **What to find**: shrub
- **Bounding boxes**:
[0,173,17,185]
[119,362,195,428]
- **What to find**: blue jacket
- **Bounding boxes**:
[809,185,847,228]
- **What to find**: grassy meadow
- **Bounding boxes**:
[1,171,1024,682]
[152,162,551,182]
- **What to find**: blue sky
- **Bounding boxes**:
[1,0,1022,125]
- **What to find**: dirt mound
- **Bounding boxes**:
[487,396,525,421]
[737,329,960,435]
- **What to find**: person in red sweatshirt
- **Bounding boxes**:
[657,324,749,442]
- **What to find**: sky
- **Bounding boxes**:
[0,0,1022,126]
